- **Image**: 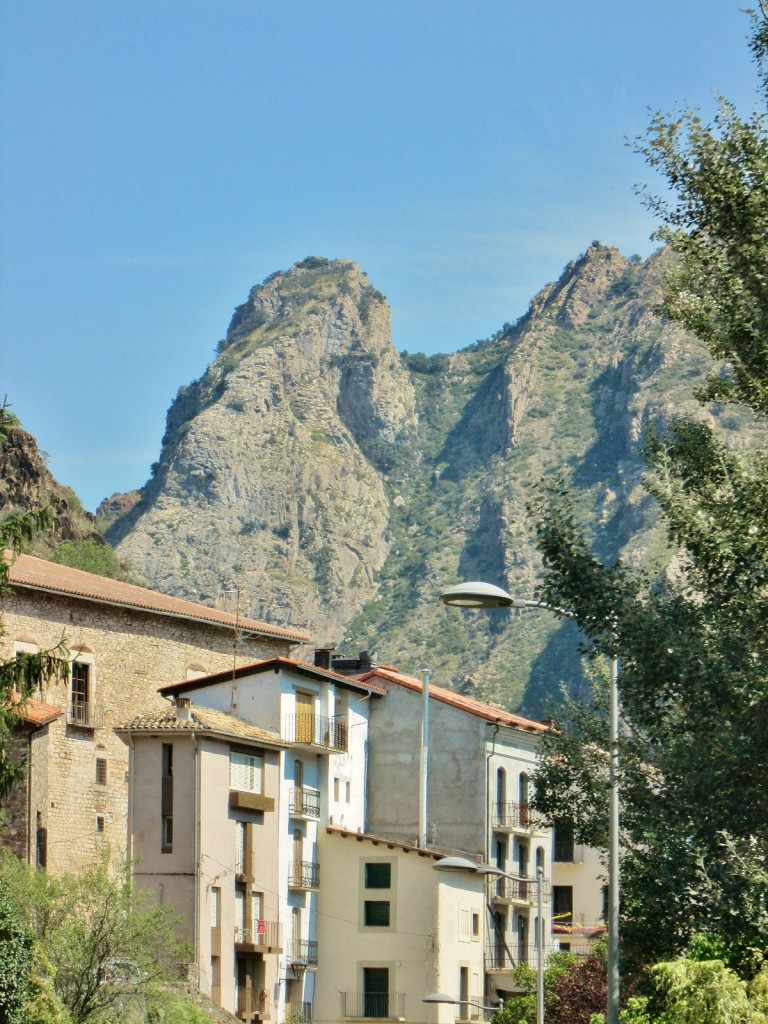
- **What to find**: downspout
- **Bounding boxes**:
[419,669,430,848]
[193,732,201,991]
[485,723,501,865]
[126,734,135,865]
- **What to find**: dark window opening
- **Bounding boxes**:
[364,901,390,927]
[365,862,391,889]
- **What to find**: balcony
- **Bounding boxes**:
[288,939,318,969]
[236,986,270,1022]
[235,920,283,953]
[492,801,543,832]
[67,700,102,729]
[485,945,516,971]
[342,992,405,1020]
[283,713,348,753]
[552,839,585,863]
[288,861,320,891]
[487,874,535,904]
[285,1002,313,1023]
[289,786,320,820]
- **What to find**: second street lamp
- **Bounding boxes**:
[432,856,547,1024]
[440,581,620,1024]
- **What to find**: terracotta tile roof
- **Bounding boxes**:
[324,826,484,863]
[158,656,387,698]
[9,691,63,727]
[6,553,309,644]
[116,704,286,747]
[358,666,549,733]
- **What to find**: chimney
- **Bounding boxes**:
[175,697,192,724]
[314,647,334,670]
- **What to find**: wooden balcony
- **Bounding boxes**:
[283,714,348,753]
[235,920,283,953]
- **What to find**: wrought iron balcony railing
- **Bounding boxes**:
[342,992,405,1019]
[283,713,348,752]
[67,700,103,729]
[289,786,320,818]
[492,801,543,831]
[288,940,318,967]
[288,861,320,890]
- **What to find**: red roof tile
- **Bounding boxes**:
[6,553,309,644]
[358,666,549,733]
[9,691,63,727]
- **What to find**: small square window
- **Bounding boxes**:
[96,815,105,833]
[364,900,390,927]
[95,758,107,786]
[162,816,173,851]
[365,862,391,889]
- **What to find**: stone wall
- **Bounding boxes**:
[1,587,294,873]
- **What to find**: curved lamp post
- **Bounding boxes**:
[440,582,620,1024]
[423,992,504,1017]
[433,856,547,1024]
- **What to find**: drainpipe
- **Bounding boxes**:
[419,669,430,848]
[485,723,501,865]
[193,732,200,991]
[126,734,135,866]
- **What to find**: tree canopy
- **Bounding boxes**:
[530,6,768,971]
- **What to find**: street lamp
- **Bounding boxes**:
[440,582,620,1024]
[423,993,504,1017]
[433,856,547,1024]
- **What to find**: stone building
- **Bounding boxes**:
[1,553,308,873]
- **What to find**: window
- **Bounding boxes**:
[459,966,470,1021]
[553,823,575,862]
[96,815,105,833]
[552,885,573,926]
[15,650,38,694]
[95,758,107,786]
[211,887,220,928]
[35,812,46,869]
[162,815,173,851]
[364,901,390,927]
[345,780,351,802]
[333,776,340,801]
[472,912,480,938]
[71,661,90,722]
[230,750,263,793]
[235,821,246,873]
[365,862,391,889]
[162,743,173,778]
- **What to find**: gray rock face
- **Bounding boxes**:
[107,258,417,637]
[103,245,750,713]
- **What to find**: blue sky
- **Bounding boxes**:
[0,1,762,512]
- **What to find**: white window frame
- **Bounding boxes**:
[229,750,263,793]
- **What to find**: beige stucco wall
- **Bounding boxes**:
[1,586,291,873]
[314,830,485,1024]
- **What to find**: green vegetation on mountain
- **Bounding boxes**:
[531,5,768,970]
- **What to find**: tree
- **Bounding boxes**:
[0,403,69,805]
[530,7,768,971]
[0,878,33,1023]
[0,853,189,1023]
[493,949,609,1024]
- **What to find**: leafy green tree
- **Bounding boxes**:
[49,537,129,581]
[530,7,768,971]
[0,878,33,1023]
[0,403,69,806]
[493,950,610,1024]
[0,854,189,1023]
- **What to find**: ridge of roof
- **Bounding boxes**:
[158,656,388,697]
[6,553,309,644]
[116,704,286,747]
[359,666,548,733]
[324,825,478,862]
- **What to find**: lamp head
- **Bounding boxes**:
[439,582,514,609]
